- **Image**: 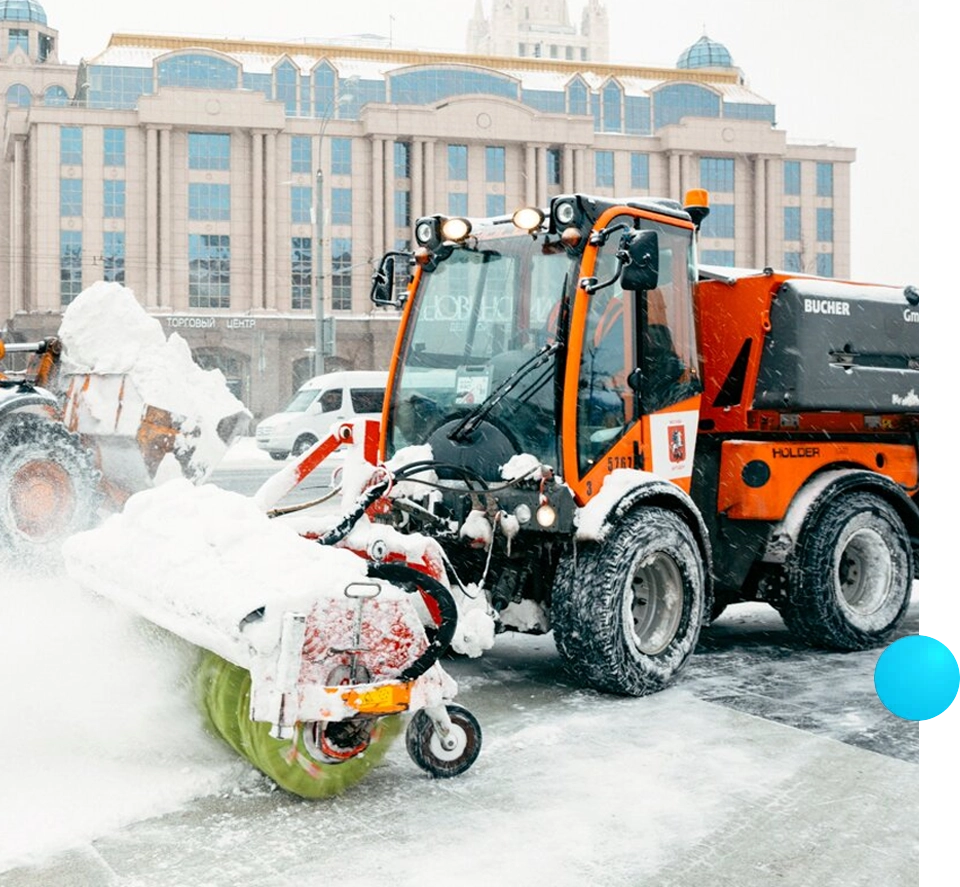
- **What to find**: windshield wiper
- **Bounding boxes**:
[447,341,559,442]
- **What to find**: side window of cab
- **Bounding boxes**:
[319,389,343,412]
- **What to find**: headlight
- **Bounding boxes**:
[440,217,472,242]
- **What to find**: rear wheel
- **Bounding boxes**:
[778,492,913,650]
[0,413,102,562]
[551,506,705,696]
[268,451,288,461]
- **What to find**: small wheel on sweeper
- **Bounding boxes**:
[406,704,482,778]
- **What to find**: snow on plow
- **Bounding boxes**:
[62,476,482,797]
[1,282,249,561]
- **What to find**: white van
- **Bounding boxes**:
[255,370,388,460]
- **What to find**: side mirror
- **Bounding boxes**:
[371,255,397,306]
[620,229,660,292]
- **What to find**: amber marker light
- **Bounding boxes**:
[414,246,432,266]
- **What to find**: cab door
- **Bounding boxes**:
[562,210,702,504]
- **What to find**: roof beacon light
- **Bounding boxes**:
[440,217,472,243]
[512,206,545,233]
[683,189,711,229]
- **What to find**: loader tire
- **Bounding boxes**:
[196,651,402,799]
[778,492,913,650]
[0,413,103,562]
[551,506,705,697]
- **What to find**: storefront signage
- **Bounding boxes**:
[165,316,258,330]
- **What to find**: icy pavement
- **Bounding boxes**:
[0,584,918,887]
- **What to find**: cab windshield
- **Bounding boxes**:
[386,230,575,468]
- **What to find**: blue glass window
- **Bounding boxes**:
[332,237,352,310]
[654,83,720,129]
[189,234,230,308]
[189,183,230,221]
[103,180,125,218]
[157,54,239,90]
[6,83,31,106]
[394,141,411,179]
[61,126,82,165]
[624,96,651,135]
[448,144,468,181]
[44,85,69,107]
[8,28,28,54]
[783,252,803,272]
[60,179,82,216]
[546,148,562,185]
[701,157,734,192]
[449,192,468,215]
[816,162,834,197]
[331,138,351,175]
[331,188,352,225]
[701,249,735,267]
[188,133,230,170]
[291,186,312,224]
[292,237,312,310]
[602,81,622,132]
[395,190,410,227]
[816,253,834,277]
[724,102,776,123]
[522,89,564,112]
[486,146,505,182]
[389,67,518,105]
[60,231,83,305]
[103,231,125,283]
[275,61,298,116]
[567,77,588,115]
[784,206,801,241]
[817,208,834,242]
[291,136,311,173]
[701,203,735,239]
[486,193,506,217]
[104,129,125,166]
[631,153,649,189]
[595,150,614,187]
[83,65,153,111]
[784,161,801,195]
[313,63,335,117]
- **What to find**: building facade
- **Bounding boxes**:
[0,2,853,420]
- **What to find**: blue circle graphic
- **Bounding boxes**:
[874,635,960,721]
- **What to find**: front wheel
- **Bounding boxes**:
[405,705,482,778]
[551,506,705,697]
[268,451,288,461]
[291,434,318,457]
[778,492,913,650]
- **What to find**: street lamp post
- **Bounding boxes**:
[314,163,325,377]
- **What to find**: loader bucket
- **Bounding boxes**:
[61,372,249,502]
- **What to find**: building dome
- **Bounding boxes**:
[677,34,733,70]
[0,1,47,24]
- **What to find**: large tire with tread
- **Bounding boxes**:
[0,413,103,561]
[405,704,482,778]
[778,491,913,650]
[551,506,705,697]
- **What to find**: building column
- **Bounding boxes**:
[753,155,767,268]
[144,128,159,308]
[371,138,385,260]
[562,146,574,192]
[411,139,424,222]
[423,140,436,216]
[383,139,396,251]
[158,127,171,309]
[536,146,549,206]
[9,136,24,314]
[668,152,682,202]
[251,131,265,310]
[574,148,586,191]
[263,132,277,312]
[524,143,536,206]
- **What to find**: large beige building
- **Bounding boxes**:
[0,1,853,420]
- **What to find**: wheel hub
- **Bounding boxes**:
[837,527,892,617]
[627,553,684,656]
[9,459,74,539]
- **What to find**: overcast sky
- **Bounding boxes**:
[39,0,919,285]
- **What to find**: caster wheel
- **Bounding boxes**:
[405,704,481,778]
